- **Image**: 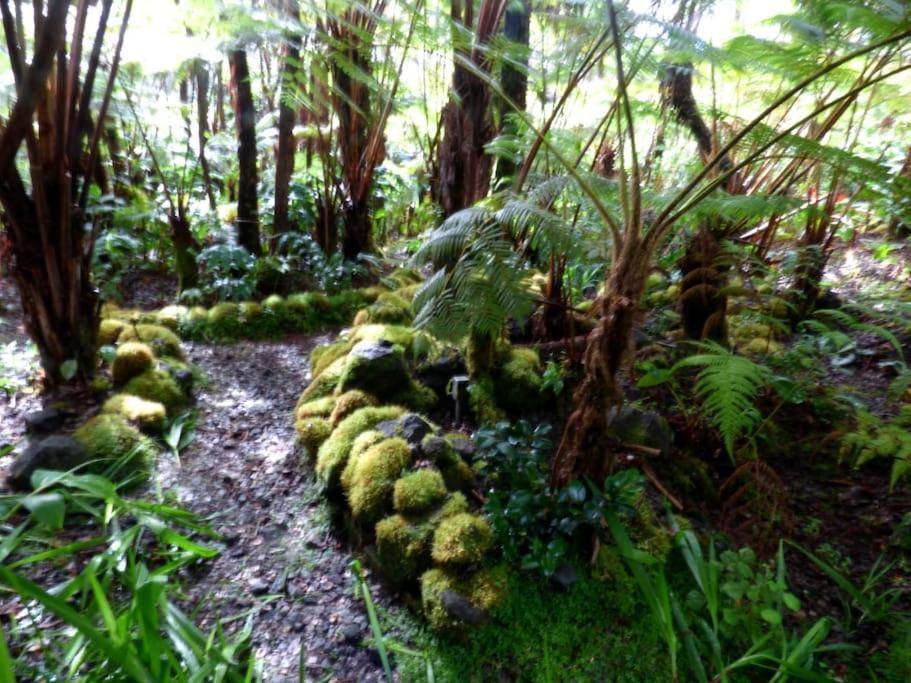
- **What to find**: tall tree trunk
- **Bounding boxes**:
[435,0,507,216]
[273,0,300,247]
[229,48,261,255]
[495,0,530,182]
[214,61,226,134]
[195,59,217,210]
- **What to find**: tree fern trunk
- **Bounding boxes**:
[229,48,261,256]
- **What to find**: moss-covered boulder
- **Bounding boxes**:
[99,318,127,345]
[295,395,337,421]
[420,565,508,633]
[122,368,188,414]
[330,390,378,427]
[299,356,347,403]
[340,430,388,491]
[346,437,411,524]
[297,416,333,454]
[102,394,167,434]
[393,469,447,514]
[441,459,476,493]
[315,405,406,492]
[431,513,492,566]
[73,414,157,479]
[117,324,184,360]
[155,305,189,331]
[337,340,410,401]
[375,514,435,583]
[310,340,351,378]
[494,348,543,413]
[111,342,155,386]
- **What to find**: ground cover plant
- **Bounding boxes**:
[0,0,910,680]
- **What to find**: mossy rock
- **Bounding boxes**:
[420,565,508,633]
[122,368,188,414]
[468,375,506,425]
[740,337,784,356]
[239,301,263,321]
[493,348,543,413]
[311,340,351,378]
[117,324,184,360]
[102,394,167,434]
[315,405,406,492]
[387,268,422,288]
[394,469,447,514]
[431,513,492,567]
[375,514,435,583]
[263,294,286,310]
[420,434,461,468]
[441,459,475,493]
[297,416,333,454]
[295,395,337,421]
[188,306,208,323]
[299,356,347,403]
[73,414,157,480]
[208,302,239,323]
[111,342,155,386]
[337,340,410,401]
[347,437,411,524]
[155,305,189,331]
[348,324,415,352]
[390,380,438,413]
[99,318,127,345]
[340,430,388,491]
[330,390,378,426]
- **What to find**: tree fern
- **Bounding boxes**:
[673,343,771,458]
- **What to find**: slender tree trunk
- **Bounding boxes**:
[229,48,261,255]
[214,61,226,134]
[495,0,530,182]
[195,59,217,210]
[273,0,300,247]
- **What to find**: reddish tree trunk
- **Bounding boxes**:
[273,0,301,246]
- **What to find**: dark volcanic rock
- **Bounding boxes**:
[24,408,65,435]
[6,435,87,490]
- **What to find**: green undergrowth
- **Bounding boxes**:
[395,567,670,682]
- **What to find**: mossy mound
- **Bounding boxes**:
[111,342,155,386]
[420,565,508,633]
[390,380,438,413]
[117,324,184,360]
[310,340,351,378]
[295,395,337,421]
[122,368,188,414]
[441,459,476,493]
[297,416,333,454]
[299,356,347,403]
[375,514,434,583]
[346,437,411,524]
[355,291,414,325]
[337,340,410,401]
[469,375,506,425]
[99,318,127,345]
[155,305,189,331]
[494,348,543,413]
[340,430,388,491]
[102,394,167,434]
[421,435,461,468]
[330,390,378,426]
[394,469,447,514]
[431,513,493,566]
[73,414,157,480]
[315,405,406,492]
[208,302,239,323]
[348,324,416,353]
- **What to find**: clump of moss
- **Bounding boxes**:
[391,380,438,413]
[740,337,784,356]
[239,301,263,321]
[73,414,157,480]
[297,416,333,454]
[340,430,388,491]
[111,342,155,386]
[315,405,405,492]
[122,368,187,414]
[156,305,189,331]
[421,435,461,468]
[99,318,127,345]
[348,324,416,352]
[208,302,239,323]
[188,306,208,323]
[347,437,411,524]
[263,294,286,311]
[441,459,475,493]
[372,292,413,324]
[117,324,184,360]
[375,514,434,583]
[102,394,167,434]
[469,375,506,425]
[295,395,337,421]
[394,469,447,514]
[431,513,492,566]
[330,390,378,426]
[310,340,351,378]
[337,340,409,400]
[420,565,508,633]
[299,356,347,403]
[494,348,543,413]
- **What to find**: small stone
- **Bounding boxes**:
[24,408,64,435]
[6,436,87,491]
[339,623,362,644]
[249,578,270,595]
[440,589,489,625]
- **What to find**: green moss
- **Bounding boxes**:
[494,348,543,413]
[73,414,157,480]
[315,405,406,492]
[155,305,189,331]
[431,513,492,566]
[420,565,507,634]
[91,375,113,394]
[122,368,188,414]
[340,430,388,491]
[337,341,409,399]
[296,416,333,455]
[375,514,435,583]
[469,375,506,425]
[394,469,447,514]
[99,318,127,345]
[117,324,184,360]
[102,394,167,434]
[740,337,784,356]
[388,268,422,287]
[347,437,411,524]
[391,381,438,413]
[421,435,461,468]
[353,309,370,326]
[299,356,347,403]
[441,460,475,493]
[263,294,286,310]
[348,324,415,351]
[295,395,337,421]
[310,340,351,378]
[188,306,208,323]
[330,390,378,426]
[111,342,155,386]
[239,301,263,321]
[208,302,239,323]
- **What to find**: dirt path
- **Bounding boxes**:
[158,337,395,682]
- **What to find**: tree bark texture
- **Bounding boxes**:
[229,48,261,255]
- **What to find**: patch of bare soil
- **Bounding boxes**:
[162,337,396,682]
